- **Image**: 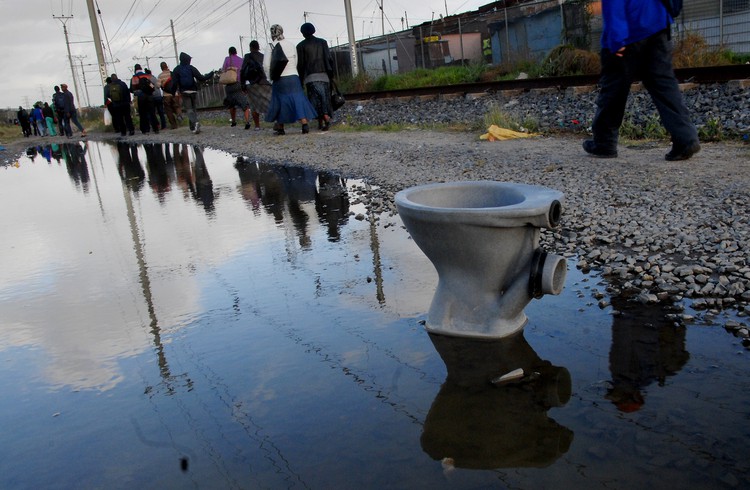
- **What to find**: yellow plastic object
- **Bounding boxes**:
[479,124,533,141]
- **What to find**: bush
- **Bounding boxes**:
[538,45,600,77]
[672,31,735,68]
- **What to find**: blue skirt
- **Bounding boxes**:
[265,75,318,124]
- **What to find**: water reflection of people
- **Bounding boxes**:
[142,143,170,203]
[235,158,263,213]
[116,142,145,193]
[62,142,90,192]
[315,172,349,242]
[51,144,62,163]
[192,146,215,214]
[279,166,316,249]
[606,298,689,412]
[421,332,573,469]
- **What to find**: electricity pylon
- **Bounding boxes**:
[248,0,271,50]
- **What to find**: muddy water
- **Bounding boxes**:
[0,141,748,489]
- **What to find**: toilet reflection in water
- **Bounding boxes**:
[421,333,573,470]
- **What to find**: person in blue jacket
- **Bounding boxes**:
[173,52,215,134]
[583,0,700,161]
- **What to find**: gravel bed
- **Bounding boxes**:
[336,81,750,138]
[3,81,749,341]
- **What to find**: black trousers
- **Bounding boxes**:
[136,95,160,133]
[592,29,698,150]
[111,103,135,135]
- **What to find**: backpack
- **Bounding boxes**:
[659,0,682,17]
[176,65,194,90]
[162,75,177,95]
[137,74,155,95]
[242,54,263,84]
[109,82,123,102]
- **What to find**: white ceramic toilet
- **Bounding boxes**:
[395,181,567,339]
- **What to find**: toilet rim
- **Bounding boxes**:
[395,181,564,228]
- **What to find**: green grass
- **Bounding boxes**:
[483,104,539,133]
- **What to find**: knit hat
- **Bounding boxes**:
[300,23,315,38]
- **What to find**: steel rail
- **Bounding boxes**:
[197,64,749,111]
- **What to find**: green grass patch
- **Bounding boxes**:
[483,104,539,133]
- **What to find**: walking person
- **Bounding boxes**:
[130,64,160,134]
[105,74,135,136]
[222,46,252,129]
[157,61,182,129]
[297,22,334,131]
[17,106,31,137]
[264,24,317,135]
[240,40,272,130]
[42,102,57,136]
[583,0,700,161]
[32,104,47,136]
[52,86,66,136]
[173,52,214,134]
[148,68,168,130]
[60,83,87,138]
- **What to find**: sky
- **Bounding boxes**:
[1,0,492,110]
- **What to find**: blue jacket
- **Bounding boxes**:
[601,0,671,52]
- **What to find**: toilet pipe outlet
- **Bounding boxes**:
[529,249,567,299]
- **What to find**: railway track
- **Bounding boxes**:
[198,64,749,111]
[348,64,750,100]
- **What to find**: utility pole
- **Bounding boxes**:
[170,20,179,62]
[344,0,359,76]
[53,14,82,107]
[72,55,92,107]
[85,0,107,87]
[379,0,392,74]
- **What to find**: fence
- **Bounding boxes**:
[675,0,750,53]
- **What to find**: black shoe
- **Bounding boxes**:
[322,120,330,131]
[121,132,127,136]
[244,123,251,130]
[231,120,237,127]
[665,141,700,161]
[301,123,309,134]
[129,130,135,136]
[583,139,617,158]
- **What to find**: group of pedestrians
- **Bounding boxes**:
[17,83,87,139]
[17,21,335,140]
[263,22,334,135]
[217,22,335,136]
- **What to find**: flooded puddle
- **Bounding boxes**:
[1,141,748,488]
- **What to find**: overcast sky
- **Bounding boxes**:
[1,0,490,109]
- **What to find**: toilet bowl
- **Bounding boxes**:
[395,181,567,339]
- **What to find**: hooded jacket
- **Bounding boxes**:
[601,0,671,52]
[174,52,214,93]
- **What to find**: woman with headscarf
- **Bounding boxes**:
[264,24,317,135]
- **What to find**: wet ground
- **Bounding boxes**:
[1,141,748,489]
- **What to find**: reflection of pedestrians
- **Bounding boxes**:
[315,173,349,242]
[62,142,90,190]
[116,142,146,192]
[235,158,262,212]
[190,147,214,213]
[606,299,689,412]
[143,143,170,200]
